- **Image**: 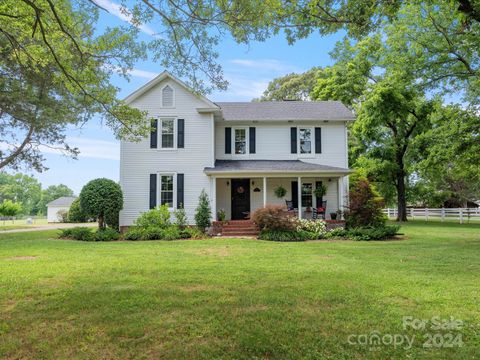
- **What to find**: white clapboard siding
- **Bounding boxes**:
[215,122,348,168]
[120,78,214,226]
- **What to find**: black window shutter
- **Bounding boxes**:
[249,127,256,154]
[177,173,184,209]
[315,181,323,207]
[225,127,232,154]
[150,119,158,148]
[149,174,157,209]
[291,181,298,208]
[315,127,322,153]
[290,127,297,154]
[177,118,185,148]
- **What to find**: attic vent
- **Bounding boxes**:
[162,85,174,107]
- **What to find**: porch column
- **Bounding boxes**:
[263,177,267,208]
[298,176,302,219]
[211,176,216,221]
[337,177,344,213]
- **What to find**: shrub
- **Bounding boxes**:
[56,209,69,223]
[258,229,315,242]
[93,228,120,241]
[123,227,145,240]
[325,225,399,241]
[142,227,165,240]
[296,219,327,238]
[67,198,88,223]
[162,226,181,240]
[135,205,171,228]
[173,206,188,229]
[180,226,205,239]
[194,189,212,232]
[324,228,348,238]
[80,178,123,230]
[252,205,297,231]
[59,227,94,241]
[344,177,386,229]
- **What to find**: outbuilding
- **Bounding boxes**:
[46,196,77,223]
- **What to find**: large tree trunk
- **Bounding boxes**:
[396,173,408,221]
[98,214,105,230]
[396,152,408,222]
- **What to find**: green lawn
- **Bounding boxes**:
[0,222,479,359]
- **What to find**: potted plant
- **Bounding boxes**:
[313,183,327,199]
[274,185,287,198]
[217,209,226,222]
[330,212,338,220]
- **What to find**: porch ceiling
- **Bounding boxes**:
[204,160,351,175]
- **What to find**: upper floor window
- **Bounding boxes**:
[299,128,312,154]
[234,128,247,154]
[161,118,175,148]
[162,85,174,107]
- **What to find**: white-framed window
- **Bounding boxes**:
[162,85,174,107]
[234,127,248,155]
[159,174,175,208]
[301,183,313,207]
[160,118,176,149]
[298,127,313,154]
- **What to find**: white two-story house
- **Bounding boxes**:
[119,71,354,228]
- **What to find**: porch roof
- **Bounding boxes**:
[204,160,351,175]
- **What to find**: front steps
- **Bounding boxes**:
[212,220,259,237]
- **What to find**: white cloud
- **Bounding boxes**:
[229,59,299,73]
[212,74,269,101]
[93,0,157,37]
[129,68,159,80]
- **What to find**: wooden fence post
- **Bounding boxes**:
[425,208,429,221]
[441,207,445,222]
[460,209,463,224]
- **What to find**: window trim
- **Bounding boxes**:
[232,126,249,156]
[161,84,175,108]
[157,172,177,210]
[301,182,313,208]
[297,127,314,157]
[158,117,177,150]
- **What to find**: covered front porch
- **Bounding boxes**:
[205,160,351,221]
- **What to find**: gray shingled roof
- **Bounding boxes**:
[215,101,354,121]
[204,160,350,174]
[46,196,77,207]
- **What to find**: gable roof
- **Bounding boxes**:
[46,196,77,207]
[216,101,354,121]
[204,160,351,174]
[123,71,219,109]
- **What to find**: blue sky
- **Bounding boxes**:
[31,1,344,194]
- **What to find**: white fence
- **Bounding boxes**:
[384,208,480,224]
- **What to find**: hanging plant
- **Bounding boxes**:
[274,185,287,198]
[313,183,327,198]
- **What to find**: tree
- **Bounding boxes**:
[194,189,211,233]
[36,184,74,215]
[415,105,480,206]
[67,198,88,223]
[0,0,148,171]
[255,68,323,101]
[311,35,439,221]
[0,173,42,215]
[345,177,386,229]
[79,178,123,230]
[0,200,22,222]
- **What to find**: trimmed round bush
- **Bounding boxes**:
[67,198,88,223]
[80,178,123,230]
